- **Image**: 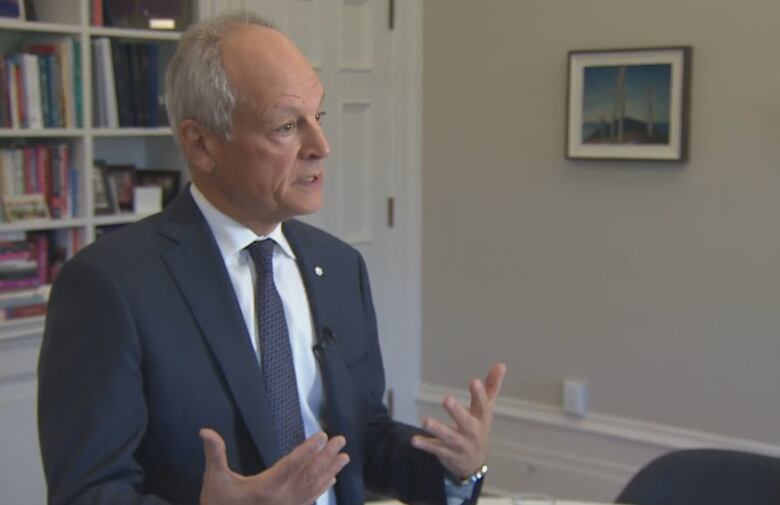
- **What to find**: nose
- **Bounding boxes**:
[302,119,331,160]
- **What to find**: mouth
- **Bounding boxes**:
[299,173,322,185]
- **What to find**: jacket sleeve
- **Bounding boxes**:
[352,252,482,505]
[38,254,170,505]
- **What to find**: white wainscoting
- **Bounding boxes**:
[417,383,780,502]
[0,332,45,505]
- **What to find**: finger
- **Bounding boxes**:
[484,362,507,399]
[421,416,466,450]
[290,436,350,503]
[442,396,477,434]
[200,428,229,473]
[468,378,489,419]
[304,435,348,477]
[411,434,457,461]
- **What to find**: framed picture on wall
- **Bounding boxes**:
[566,46,692,161]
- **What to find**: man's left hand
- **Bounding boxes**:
[411,362,506,480]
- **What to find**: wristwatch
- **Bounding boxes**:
[452,463,488,486]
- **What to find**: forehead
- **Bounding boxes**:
[221,25,322,110]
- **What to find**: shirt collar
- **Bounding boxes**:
[190,184,296,260]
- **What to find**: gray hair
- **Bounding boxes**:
[164,11,276,143]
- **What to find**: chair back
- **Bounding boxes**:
[616,448,780,505]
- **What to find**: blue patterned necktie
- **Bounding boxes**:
[246,239,306,456]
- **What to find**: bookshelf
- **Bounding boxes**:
[0,0,194,336]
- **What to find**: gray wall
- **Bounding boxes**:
[422,0,780,443]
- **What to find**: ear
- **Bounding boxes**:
[179,119,219,176]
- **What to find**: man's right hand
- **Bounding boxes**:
[199,428,350,505]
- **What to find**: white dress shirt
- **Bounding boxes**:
[190,184,335,505]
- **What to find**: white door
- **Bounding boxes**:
[198,0,422,423]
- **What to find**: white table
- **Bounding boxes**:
[372,498,611,505]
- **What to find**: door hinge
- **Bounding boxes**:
[387,197,395,227]
[388,0,395,30]
[386,388,395,417]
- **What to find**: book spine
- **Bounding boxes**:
[6,58,19,128]
[0,55,9,128]
[58,39,73,129]
[0,1,21,18]
[0,251,32,261]
[36,144,49,202]
[22,146,35,193]
[145,43,159,127]
[0,277,39,290]
[3,302,47,320]
[49,145,62,218]
[128,43,142,126]
[68,166,78,218]
[13,56,26,127]
[112,40,131,127]
[11,148,24,194]
[33,233,48,284]
[21,53,42,129]
[72,38,83,128]
[91,0,103,26]
[96,38,118,128]
[37,55,50,127]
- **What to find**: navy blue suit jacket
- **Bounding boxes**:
[38,189,466,505]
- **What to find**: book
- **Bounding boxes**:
[20,53,43,129]
[147,43,159,126]
[112,40,133,127]
[6,57,20,128]
[1,301,46,320]
[92,38,118,128]
[0,276,39,290]
[0,55,9,128]
[91,0,103,26]
[72,38,83,127]
[0,1,20,19]
[37,55,51,127]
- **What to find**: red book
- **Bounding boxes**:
[22,146,35,193]
[91,0,103,26]
[33,234,49,284]
[37,144,50,201]
[4,302,47,319]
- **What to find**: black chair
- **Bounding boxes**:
[616,448,780,505]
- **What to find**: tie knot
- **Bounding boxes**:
[247,239,276,273]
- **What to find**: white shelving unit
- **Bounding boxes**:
[0,0,194,337]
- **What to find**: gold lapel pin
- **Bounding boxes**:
[314,266,324,277]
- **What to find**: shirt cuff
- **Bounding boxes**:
[444,476,476,505]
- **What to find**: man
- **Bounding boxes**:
[38,11,505,505]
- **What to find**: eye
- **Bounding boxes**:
[275,121,296,133]
[315,111,327,123]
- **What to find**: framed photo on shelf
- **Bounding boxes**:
[566,46,692,161]
[92,162,115,215]
[105,165,136,212]
[135,169,180,207]
[2,193,51,221]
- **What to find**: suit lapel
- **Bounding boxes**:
[158,190,281,466]
[284,222,361,504]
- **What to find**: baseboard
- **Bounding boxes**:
[417,382,780,501]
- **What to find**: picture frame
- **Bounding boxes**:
[2,193,51,221]
[105,164,136,212]
[92,162,115,215]
[566,46,692,161]
[135,169,180,207]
